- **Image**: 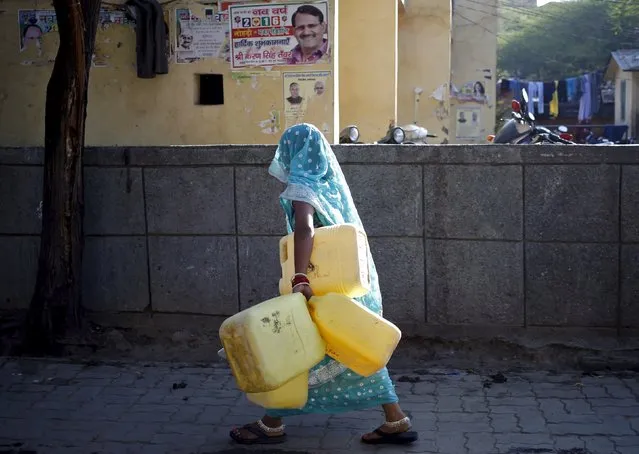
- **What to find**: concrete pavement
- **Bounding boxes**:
[0,358,638,454]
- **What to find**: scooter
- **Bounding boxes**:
[376,121,437,145]
[488,88,574,145]
[339,121,437,145]
[341,87,437,145]
[339,125,361,144]
[377,87,438,144]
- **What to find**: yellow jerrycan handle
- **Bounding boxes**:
[279,236,288,263]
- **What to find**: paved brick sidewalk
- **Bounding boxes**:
[0,358,638,454]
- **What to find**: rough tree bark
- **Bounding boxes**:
[23,0,102,354]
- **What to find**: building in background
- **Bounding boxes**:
[605,49,639,139]
[0,0,497,146]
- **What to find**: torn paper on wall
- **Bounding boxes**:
[257,110,281,134]
[232,70,281,83]
[431,83,449,122]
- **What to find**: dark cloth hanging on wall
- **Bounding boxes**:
[126,0,169,78]
[149,0,169,75]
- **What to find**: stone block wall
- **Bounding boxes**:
[1,145,638,334]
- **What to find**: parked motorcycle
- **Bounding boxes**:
[339,125,361,144]
[339,122,436,145]
[555,125,574,142]
[376,121,437,144]
[488,88,574,145]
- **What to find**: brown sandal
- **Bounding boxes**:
[361,428,419,445]
[229,421,287,445]
[361,417,418,445]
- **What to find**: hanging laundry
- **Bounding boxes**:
[578,74,592,122]
[575,76,584,103]
[557,80,568,103]
[549,81,559,118]
[590,71,602,116]
[527,81,544,114]
[510,79,522,101]
[543,82,555,105]
[527,82,537,110]
[565,78,576,102]
[504,71,607,121]
[500,79,511,93]
[536,81,544,114]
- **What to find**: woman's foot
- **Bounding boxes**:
[229,417,287,445]
[361,416,418,445]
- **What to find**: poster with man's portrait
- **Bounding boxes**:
[229,2,329,69]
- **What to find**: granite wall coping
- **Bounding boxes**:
[1,144,639,167]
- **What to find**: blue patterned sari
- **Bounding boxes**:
[266,123,398,416]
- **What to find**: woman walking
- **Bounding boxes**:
[230,123,418,446]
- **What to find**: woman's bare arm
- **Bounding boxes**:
[292,201,315,300]
[292,201,315,274]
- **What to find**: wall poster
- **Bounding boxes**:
[229,2,329,69]
[455,106,482,139]
[218,1,273,23]
[18,9,130,66]
[451,80,488,104]
[283,70,330,130]
[18,9,57,53]
[175,8,230,63]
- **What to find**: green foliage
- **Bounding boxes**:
[608,0,639,35]
[497,0,639,80]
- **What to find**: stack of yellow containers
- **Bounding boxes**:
[219,223,402,410]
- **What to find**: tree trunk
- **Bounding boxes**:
[23,0,101,354]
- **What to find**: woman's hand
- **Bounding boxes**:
[293,284,314,301]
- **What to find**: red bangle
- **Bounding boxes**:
[291,274,310,287]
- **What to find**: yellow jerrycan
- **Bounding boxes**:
[219,293,326,393]
[278,223,370,298]
[307,293,401,377]
[246,371,309,409]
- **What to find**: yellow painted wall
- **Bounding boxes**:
[0,0,335,146]
[449,0,498,144]
[338,0,397,142]
[397,0,451,144]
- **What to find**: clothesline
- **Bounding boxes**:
[498,70,604,122]
[498,67,606,86]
